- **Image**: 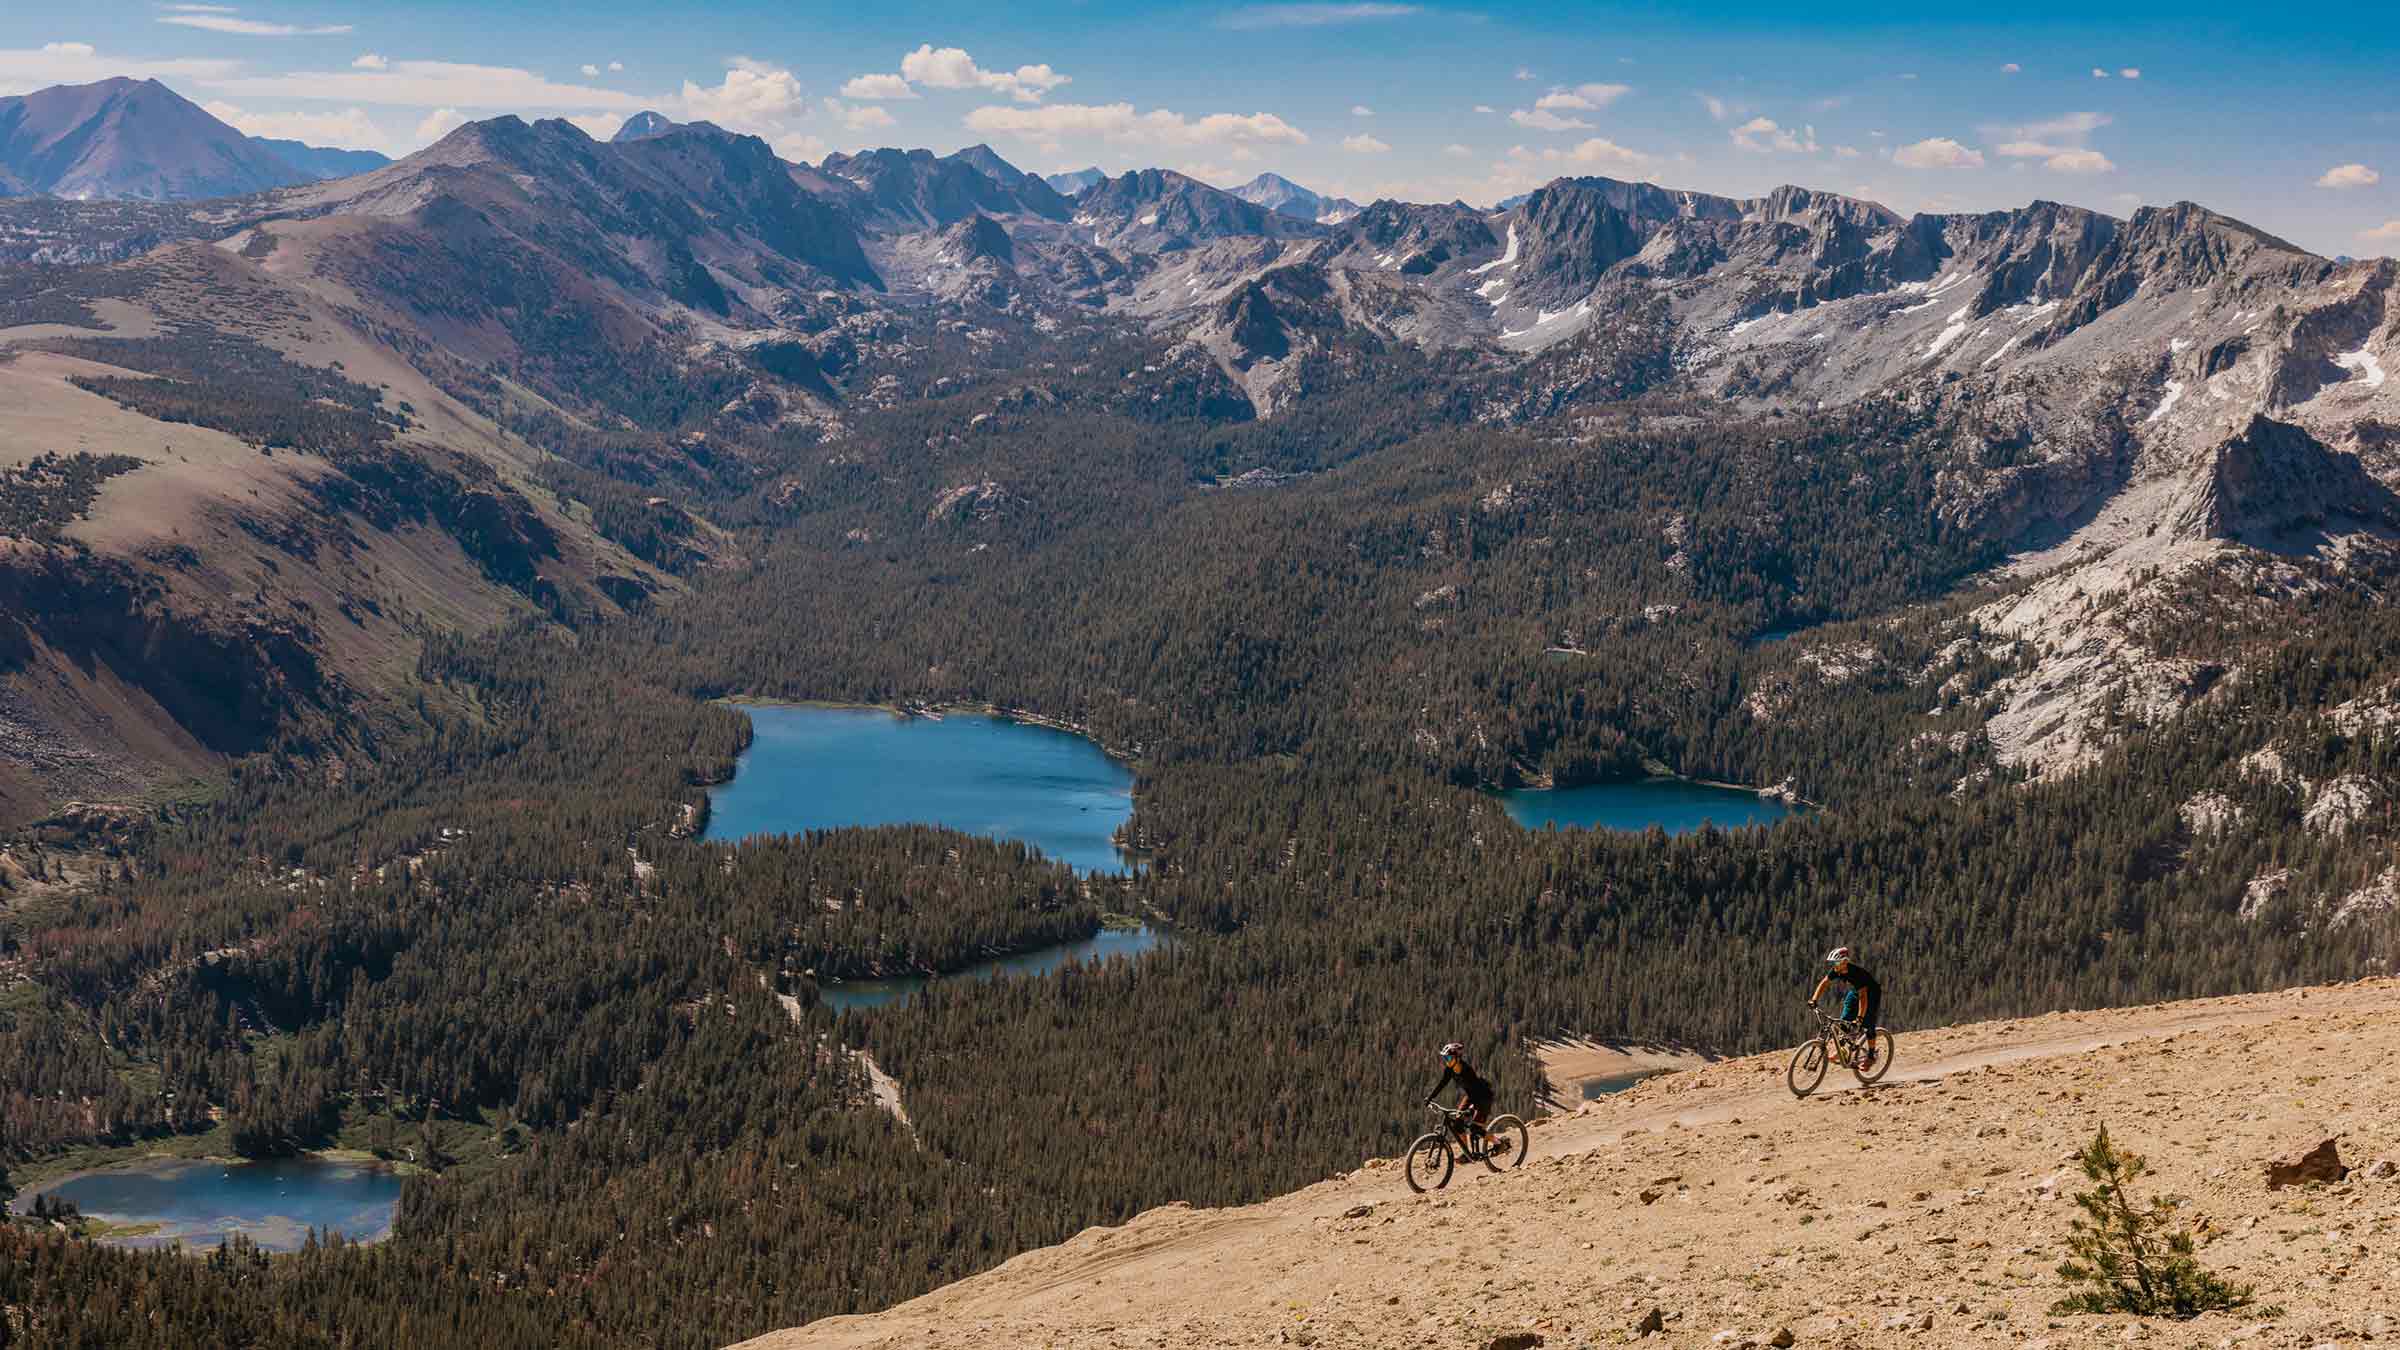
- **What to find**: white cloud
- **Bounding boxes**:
[824,99,898,132]
[1341,133,1390,153]
[1535,83,1631,111]
[2119,68,2141,79]
[1555,137,1654,171]
[2015,110,2111,140]
[1731,116,1816,154]
[2091,67,2110,78]
[608,61,623,73]
[566,112,627,141]
[203,99,391,150]
[964,101,1307,149]
[841,73,916,100]
[580,63,599,78]
[898,44,1068,103]
[1834,145,1862,158]
[0,41,238,95]
[201,59,646,110]
[1989,111,2114,172]
[2317,163,2380,190]
[160,12,354,36]
[2041,148,2115,174]
[1220,3,1421,28]
[680,59,804,131]
[766,132,821,161]
[1697,93,1740,123]
[413,107,468,143]
[1502,136,1659,176]
[1511,107,1592,132]
[2361,220,2400,245]
[1893,137,1984,169]
[2002,62,2021,74]
[1514,67,1535,80]
[352,52,386,70]
[1472,104,1495,114]
[1352,104,1374,117]
[1443,142,1471,156]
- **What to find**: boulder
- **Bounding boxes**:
[1768,1331,1796,1349]
[2265,1137,2350,1189]
[1633,1307,1665,1336]
[1482,1335,1544,1350]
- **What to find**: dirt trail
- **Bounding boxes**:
[738,980,2400,1349]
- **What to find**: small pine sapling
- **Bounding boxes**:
[2053,1125,2251,1318]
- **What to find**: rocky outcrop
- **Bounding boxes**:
[2264,1137,2350,1189]
[2175,415,2400,543]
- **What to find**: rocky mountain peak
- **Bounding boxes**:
[612,111,682,143]
[0,75,311,200]
[949,143,1026,182]
[1230,171,1363,224]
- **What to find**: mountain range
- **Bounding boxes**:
[0,74,2394,815]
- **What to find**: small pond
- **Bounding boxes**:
[24,1156,401,1251]
[1501,778,1795,835]
[815,923,1166,1011]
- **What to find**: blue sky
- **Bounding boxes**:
[3,1,2394,255]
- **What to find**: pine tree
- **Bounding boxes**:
[2053,1125,2251,1318]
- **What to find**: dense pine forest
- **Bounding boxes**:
[3,323,2396,1347]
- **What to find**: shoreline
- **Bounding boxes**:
[17,1146,402,1196]
[709,695,1144,765]
[1491,772,1818,813]
[1527,1036,1718,1116]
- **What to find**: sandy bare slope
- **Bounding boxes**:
[739,979,2400,1350]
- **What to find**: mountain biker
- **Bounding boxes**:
[1423,1042,1495,1151]
[1808,947,1882,1068]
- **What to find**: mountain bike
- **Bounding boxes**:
[1404,1103,1531,1192]
[1786,1007,1894,1097]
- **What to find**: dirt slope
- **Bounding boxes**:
[738,979,2400,1349]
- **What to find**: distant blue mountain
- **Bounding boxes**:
[1043,166,1106,196]
[251,136,391,181]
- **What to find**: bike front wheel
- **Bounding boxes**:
[1786,1038,1828,1097]
[1851,1028,1895,1086]
[1480,1115,1530,1173]
[1405,1131,1455,1193]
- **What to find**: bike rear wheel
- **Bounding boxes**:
[1404,1131,1455,1192]
[1786,1038,1828,1097]
[1480,1115,1529,1172]
[1851,1028,1895,1086]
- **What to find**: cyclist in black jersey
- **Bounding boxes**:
[1423,1042,1495,1152]
[1808,946,1882,1069]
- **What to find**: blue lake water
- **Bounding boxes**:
[27,1156,401,1251]
[1501,779,1795,835]
[815,924,1165,1011]
[704,705,1136,875]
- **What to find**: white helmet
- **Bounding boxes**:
[1824,946,1853,966]
[1440,1041,1464,1061]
